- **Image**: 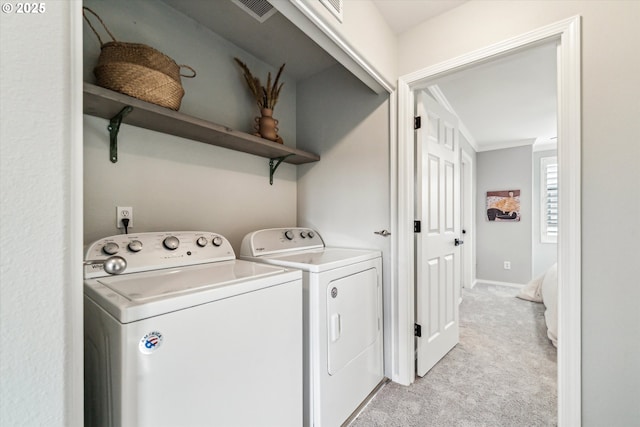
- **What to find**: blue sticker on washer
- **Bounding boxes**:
[139,331,163,354]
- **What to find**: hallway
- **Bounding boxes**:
[351,284,557,426]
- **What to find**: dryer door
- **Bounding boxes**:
[326,267,379,375]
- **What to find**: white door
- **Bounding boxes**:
[460,149,474,292]
[415,90,461,377]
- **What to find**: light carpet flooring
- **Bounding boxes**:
[351,283,557,427]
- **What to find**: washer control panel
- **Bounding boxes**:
[84,231,235,279]
[240,228,324,257]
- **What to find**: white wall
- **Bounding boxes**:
[295,0,396,86]
[273,0,397,92]
[296,64,391,374]
[0,2,80,425]
[399,1,640,424]
[82,0,298,251]
[532,149,557,277]
[476,145,533,284]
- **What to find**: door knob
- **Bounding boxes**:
[374,230,391,237]
[454,238,464,246]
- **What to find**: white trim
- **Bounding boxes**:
[388,89,399,380]
[533,137,558,152]
[555,17,581,426]
[470,279,478,289]
[392,78,415,385]
[272,0,394,94]
[474,279,525,289]
[460,149,474,290]
[394,16,581,426]
[69,1,84,424]
[428,85,480,152]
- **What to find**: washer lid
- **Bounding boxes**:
[84,260,301,323]
[253,247,381,273]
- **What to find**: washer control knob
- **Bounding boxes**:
[128,240,143,252]
[196,237,208,247]
[163,236,180,250]
[300,231,307,238]
[284,230,294,240]
[212,236,223,247]
[104,256,127,275]
[102,242,119,255]
[307,231,315,238]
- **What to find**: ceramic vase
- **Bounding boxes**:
[255,108,282,143]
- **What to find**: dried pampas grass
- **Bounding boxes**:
[234,58,285,110]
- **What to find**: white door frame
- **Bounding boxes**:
[70,1,85,424]
[460,149,474,290]
[392,16,581,426]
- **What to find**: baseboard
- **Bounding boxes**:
[343,377,390,426]
[474,279,525,289]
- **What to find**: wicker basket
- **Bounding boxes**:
[83,7,196,111]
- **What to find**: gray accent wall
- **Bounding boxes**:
[476,145,532,284]
[82,0,298,252]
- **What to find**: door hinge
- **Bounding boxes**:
[414,220,421,233]
[414,323,422,337]
[414,116,421,129]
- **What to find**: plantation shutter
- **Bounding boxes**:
[541,156,558,242]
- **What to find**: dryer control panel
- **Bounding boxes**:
[84,231,235,279]
[240,228,324,257]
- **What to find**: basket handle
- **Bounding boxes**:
[82,7,117,46]
[179,65,197,78]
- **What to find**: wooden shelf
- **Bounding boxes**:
[83,82,320,165]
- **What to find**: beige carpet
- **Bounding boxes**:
[351,283,557,427]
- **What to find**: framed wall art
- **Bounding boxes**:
[486,190,521,221]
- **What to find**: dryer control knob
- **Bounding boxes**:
[196,237,208,247]
[212,236,223,247]
[128,240,143,252]
[307,231,315,238]
[163,236,180,250]
[284,230,294,240]
[102,242,119,255]
[300,231,307,238]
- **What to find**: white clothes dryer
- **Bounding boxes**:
[240,228,384,427]
[83,231,303,427]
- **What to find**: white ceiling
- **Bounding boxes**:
[160,0,557,151]
[429,42,558,150]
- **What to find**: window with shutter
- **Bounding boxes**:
[541,156,558,243]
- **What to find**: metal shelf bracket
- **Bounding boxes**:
[108,106,133,163]
[269,154,294,185]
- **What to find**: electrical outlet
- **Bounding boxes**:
[116,206,133,229]
[504,261,511,270]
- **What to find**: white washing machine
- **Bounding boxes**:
[240,228,384,427]
[83,231,303,427]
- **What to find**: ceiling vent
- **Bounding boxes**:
[231,0,277,23]
[320,0,343,22]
